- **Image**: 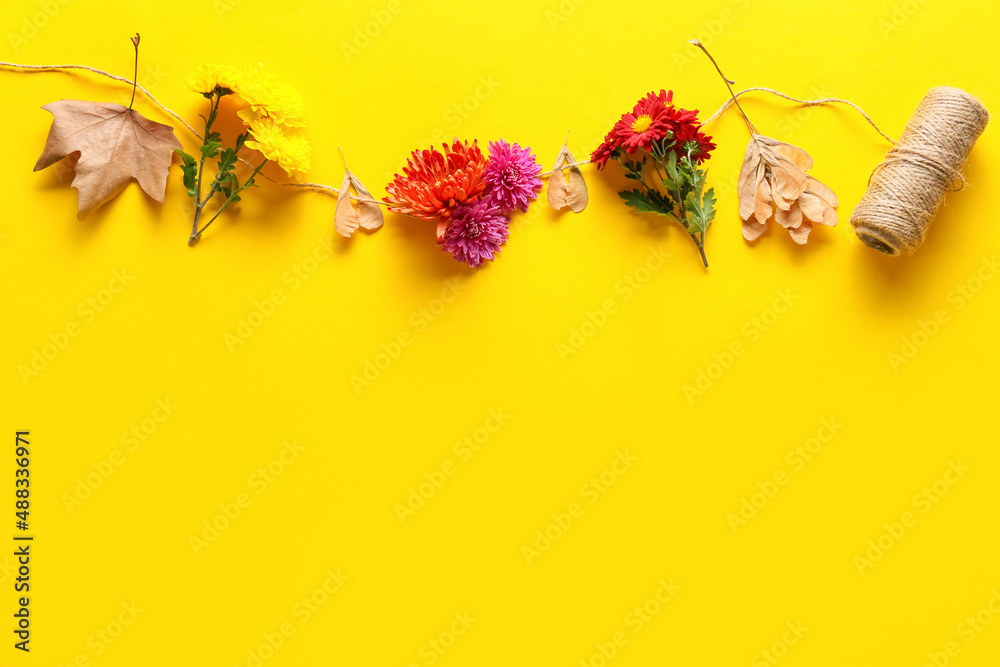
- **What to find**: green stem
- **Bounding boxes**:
[694,233,708,268]
[189,93,222,243]
[191,159,267,243]
[649,153,666,183]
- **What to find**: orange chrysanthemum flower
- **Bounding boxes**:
[384,140,488,221]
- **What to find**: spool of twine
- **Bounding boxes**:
[850,87,989,255]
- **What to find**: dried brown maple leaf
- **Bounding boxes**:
[334,167,384,237]
[33,100,181,220]
[738,135,838,244]
[547,141,588,213]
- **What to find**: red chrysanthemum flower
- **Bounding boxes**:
[384,140,488,220]
[662,103,700,129]
[675,122,716,164]
[590,127,622,170]
[615,97,675,154]
[592,89,713,169]
[642,89,674,106]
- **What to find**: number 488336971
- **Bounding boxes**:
[15,431,29,531]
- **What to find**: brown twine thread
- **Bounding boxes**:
[850,87,989,256]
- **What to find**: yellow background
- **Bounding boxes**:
[2,0,999,665]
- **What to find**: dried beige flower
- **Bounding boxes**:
[693,40,838,245]
[738,135,838,243]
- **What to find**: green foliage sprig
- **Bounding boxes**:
[175,90,261,245]
[617,138,716,267]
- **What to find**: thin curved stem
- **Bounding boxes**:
[190,94,223,238]
[689,40,759,136]
[128,34,140,111]
[190,160,267,244]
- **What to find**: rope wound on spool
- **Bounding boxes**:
[850,87,989,256]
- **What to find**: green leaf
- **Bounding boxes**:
[217,147,238,175]
[235,132,248,153]
[619,189,671,217]
[685,183,717,237]
[181,166,197,191]
[220,185,241,204]
[665,150,680,185]
[174,148,196,167]
[659,151,684,205]
[200,141,222,159]
[174,149,198,193]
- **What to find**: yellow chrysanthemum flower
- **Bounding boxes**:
[184,64,241,97]
[245,121,311,179]
[233,66,305,128]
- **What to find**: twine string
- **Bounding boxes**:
[13,59,983,247]
[2,61,595,210]
[849,87,989,255]
[0,61,200,135]
[0,61,391,205]
[704,86,897,145]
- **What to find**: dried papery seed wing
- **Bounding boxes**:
[769,156,808,201]
[758,135,814,172]
[334,173,360,237]
[547,148,568,210]
[754,163,773,224]
[771,179,794,212]
[743,217,768,242]
[787,219,813,244]
[805,176,839,208]
[737,139,761,220]
[547,144,589,213]
[820,203,838,227]
[798,190,828,223]
[775,202,803,229]
[564,161,588,213]
[347,172,384,231]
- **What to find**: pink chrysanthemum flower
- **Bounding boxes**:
[481,139,543,215]
[441,201,510,268]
